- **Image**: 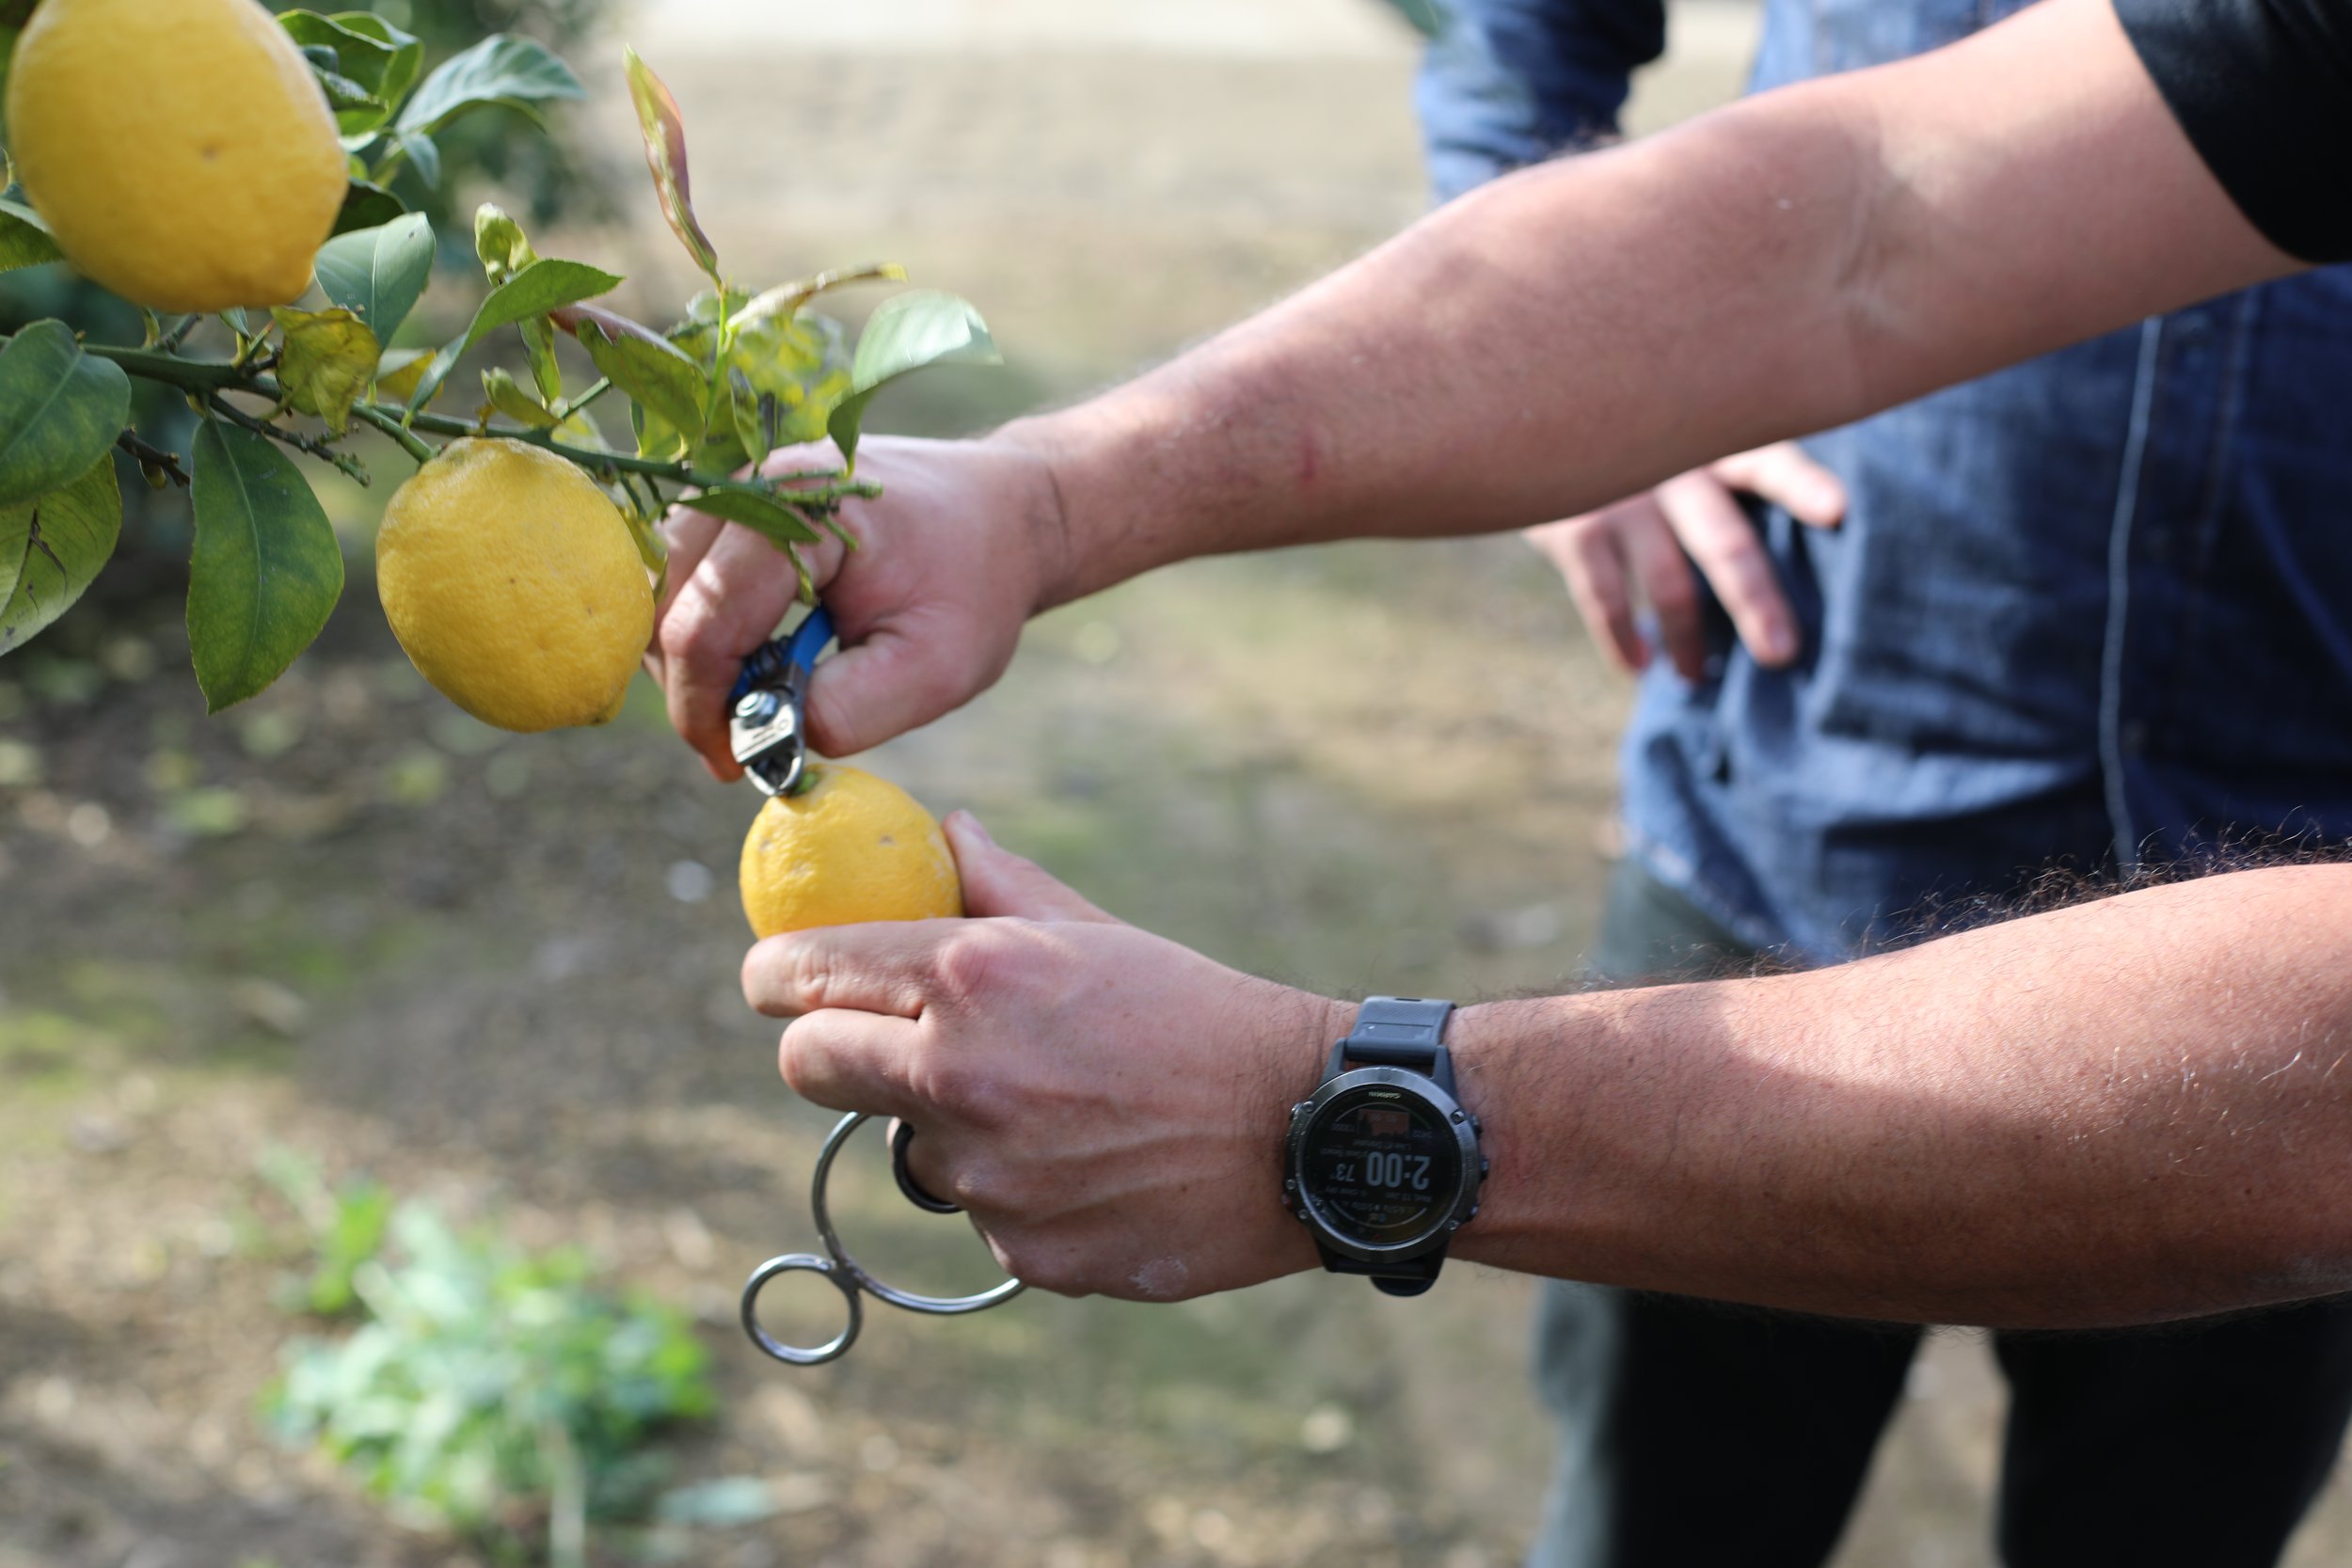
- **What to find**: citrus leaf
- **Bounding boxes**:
[482,368,560,429]
[0,321,134,509]
[0,197,63,275]
[326,10,422,111]
[405,259,624,420]
[317,74,386,124]
[568,313,707,439]
[281,10,399,87]
[188,421,345,713]
[623,47,719,282]
[333,183,407,238]
[826,292,999,467]
[395,130,442,190]
[0,24,19,113]
[271,307,382,436]
[0,455,119,657]
[396,35,583,135]
[314,213,434,344]
[521,316,563,404]
[683,484,822,546]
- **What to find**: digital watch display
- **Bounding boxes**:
[1284,997,1488,1296]
[1301,1086,1466,1245]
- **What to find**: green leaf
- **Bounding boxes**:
[481,368,559,430]
[0,456,119,657]
[826,292,999,466]
[570,315,706,441]
[406,259,623,420]
[682,484,821,546]
[314,214,434,344]
[0,197,63,276]
[333,183,407,238]
[309,62,386,121]
[319,9,422,109]
[0,320,134,510]
[187,421,345,713]
[0,25,20,114]
[396,35,583,135]
[623,48,719,282]
[395,130,441,190]
[271,308,382,436]
[520,317,562,405]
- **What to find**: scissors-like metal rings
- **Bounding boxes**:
[740,1113,1026,1367]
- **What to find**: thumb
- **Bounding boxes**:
[945,813,1119,924]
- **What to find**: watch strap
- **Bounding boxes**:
[1329,995,1456,1092]
[1313,1242,1445,1297]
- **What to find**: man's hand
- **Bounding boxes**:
[650,435,1072,780]
[741,816,1342,1300]
[1523,442,1845,679]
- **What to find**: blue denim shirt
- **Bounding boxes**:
[1422,0,2352,961]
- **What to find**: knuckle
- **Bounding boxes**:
[933,927,1013,1003]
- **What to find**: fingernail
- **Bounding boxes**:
[1760,626,1795,663]
[950,810,995,847]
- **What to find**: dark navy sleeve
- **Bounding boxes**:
[2114,0,2352,262]
[1415,0,1670,203]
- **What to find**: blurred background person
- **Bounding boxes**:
[1416,1,2352,1565]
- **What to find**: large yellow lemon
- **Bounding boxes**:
[740,766,964,939]
[6,0,348,313]
[375,438,655,733]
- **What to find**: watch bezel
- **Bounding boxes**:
[1284,1065,1483,1264]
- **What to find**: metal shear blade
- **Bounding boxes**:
[729,606,836,798]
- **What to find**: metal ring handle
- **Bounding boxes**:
[811,1114,1026,1318]
[888,1118,962,1215]
[740,1252,863,1366]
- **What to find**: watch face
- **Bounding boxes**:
[1301,1085,1464,1247]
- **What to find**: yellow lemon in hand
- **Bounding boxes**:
[376,438,655,733]
[740,766,964,939]
[6,0,348,313]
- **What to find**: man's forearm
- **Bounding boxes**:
[1001,0,2290,607]
[1446,865,2352,1327]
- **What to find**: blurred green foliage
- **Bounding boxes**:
[280,2,620,236]
[262,1163,716,1567]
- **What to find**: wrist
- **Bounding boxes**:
[993,393,1187,608]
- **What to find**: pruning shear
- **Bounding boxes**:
[729,611,1027,1367]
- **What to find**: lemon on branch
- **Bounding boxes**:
[6,0,347,313]
[375,438,655,734]
[740,766,964,940]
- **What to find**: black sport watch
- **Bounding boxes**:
[1283,996,1489,1297]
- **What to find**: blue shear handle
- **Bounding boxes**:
[728,605,836,705]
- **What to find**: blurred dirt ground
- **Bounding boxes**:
[4,2,2351,1565]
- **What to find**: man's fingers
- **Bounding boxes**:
[742,920,961,1020]
[802,610,980,759]
[1656,470,1800,668]
[1527,515,1648,673]
[1709,441,1847,529]
[777,1010,926,1117]
[656,526,806,780]
[1615,500,1709,680]
[946,813,1118,924]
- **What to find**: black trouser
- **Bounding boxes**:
[1529,859,2352,1568]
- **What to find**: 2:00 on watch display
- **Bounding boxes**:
[1300,1086,1466,1246]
